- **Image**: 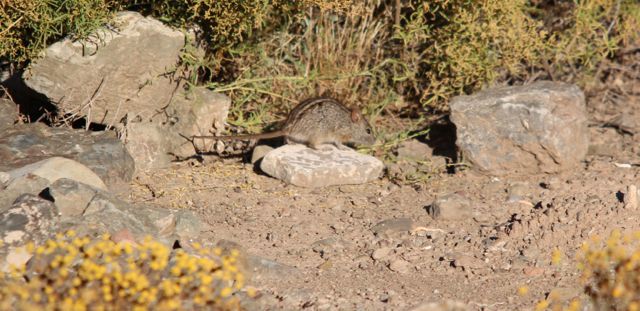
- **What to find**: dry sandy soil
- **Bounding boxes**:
[127,61,640,310]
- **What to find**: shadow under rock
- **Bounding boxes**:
[413,114,458,173]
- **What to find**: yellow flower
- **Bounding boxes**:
[25,242,35,253]
[246,287,257,298]
[220,287,233,298]
[534,300,549,311]
[551,248,562,265]
[612,285,625,298]
[171,266,182,276]
[200,273,214,286]
[566,299,581,311]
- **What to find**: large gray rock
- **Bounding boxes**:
[22,11,185,126]
[21,11,231,170]
[450,81,588,175]
[260,144,384,188]
[0,123,134,191]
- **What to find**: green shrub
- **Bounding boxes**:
[0,0,113,65]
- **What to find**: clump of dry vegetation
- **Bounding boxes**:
[1,0,639,141]
[0,231,249,310]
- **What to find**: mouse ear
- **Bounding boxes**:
[350,108,361,122]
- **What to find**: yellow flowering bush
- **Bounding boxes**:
[533,230,640,311]
[0,231,249,310]
[577,229,640,310]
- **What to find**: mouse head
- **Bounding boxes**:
[346,107,376,146]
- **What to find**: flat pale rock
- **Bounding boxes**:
[260,144,384,188]
[450,81,588,175]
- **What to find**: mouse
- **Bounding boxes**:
[192,96,376,150]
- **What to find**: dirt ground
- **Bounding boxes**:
[127,66,640,310]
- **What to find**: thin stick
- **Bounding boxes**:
[0,16,23,36]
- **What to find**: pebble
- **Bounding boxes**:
[428,193,473,221]
[371,217,414,236]
[372,247,392,260]
[389,259,411,273]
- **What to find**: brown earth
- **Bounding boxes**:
[128,55,640,310]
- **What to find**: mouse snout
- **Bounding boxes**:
[355,127,376,146]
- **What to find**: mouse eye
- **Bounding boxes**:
[366,128,372,134]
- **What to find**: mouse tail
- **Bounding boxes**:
[192,130,286,141]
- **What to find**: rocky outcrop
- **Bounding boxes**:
[0,123,134,191]
[21,11,230,171]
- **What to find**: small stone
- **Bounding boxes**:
[541,177,562,190]
[371,218,414,236]
[372,247,392,260]
[409,300,468,311]
[260,144,384,188]
[389,259,411,273]
[523,266,545,276]
[451,253,485,270]
[311,237,345,258]
[246,255,299,281]
[397,139,433,161]
[251,144,275,164]
[588,128,623,157]
[428,193,473,221]
[507,182,529,198]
